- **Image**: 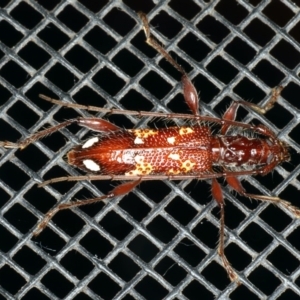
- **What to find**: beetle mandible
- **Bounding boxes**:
[1,12,298,283]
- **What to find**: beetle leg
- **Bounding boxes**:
[211,179,239,283]
[77,118,120,132]
[226,176,300,218]
[221,86,283,135]
[138,11,185,76]
[34,179,141,236]
[0,117,120,150]
[235,86,283,115]
[181,74,199,115]
[221,101,239,134]
[138,12,199,115]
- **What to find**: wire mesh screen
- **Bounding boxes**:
[0,0,300,299]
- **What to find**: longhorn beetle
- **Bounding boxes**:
[1,12,298,283]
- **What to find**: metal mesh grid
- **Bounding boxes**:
[0,0,300,299]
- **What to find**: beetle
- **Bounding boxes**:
[1,12,298,283]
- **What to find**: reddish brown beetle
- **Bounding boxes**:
[1,12,298,283]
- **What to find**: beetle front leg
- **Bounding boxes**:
[221,86,283,135]
[226,176,300,218]
[237,86,283,115]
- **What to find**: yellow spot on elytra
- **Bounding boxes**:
[179,127,194,135]
[167,136,175,145]
[168,168,180,175]
[129,129,158,138]
[180,160,195,172]
[168,153,180,160]
[125,155,153,176]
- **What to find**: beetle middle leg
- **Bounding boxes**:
[138,12,199,116]
[211,178,239,282]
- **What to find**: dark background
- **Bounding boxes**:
[0,0,300,299]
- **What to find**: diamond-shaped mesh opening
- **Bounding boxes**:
[0,1,300,299]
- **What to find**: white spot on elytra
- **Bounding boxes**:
[134,137,144,144]
[83,159,100,171]
[167,137,175,145]
[168,153,180,160]
[82,137,99,149]
[122,151,135,164]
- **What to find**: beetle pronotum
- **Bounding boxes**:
[1,12,298,283]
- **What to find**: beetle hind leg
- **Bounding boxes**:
[34,180,141,236]
[0,117,120,150]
